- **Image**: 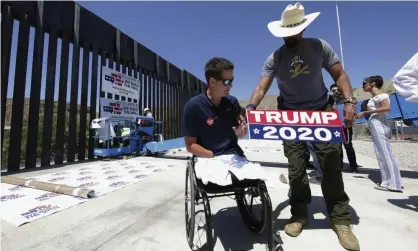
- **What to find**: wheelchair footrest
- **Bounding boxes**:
[275,244,284,251]
[273,230,283,244]
[273,229,284,251]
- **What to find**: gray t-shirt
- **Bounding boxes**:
[261,38,340,110]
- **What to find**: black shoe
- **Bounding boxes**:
[351,166,360,173]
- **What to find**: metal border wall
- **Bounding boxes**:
[1,1,206,172]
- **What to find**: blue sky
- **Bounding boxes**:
[6,1,418,104]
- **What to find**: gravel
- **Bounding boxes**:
[352,140,418,171]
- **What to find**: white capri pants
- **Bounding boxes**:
[369,118,402,191]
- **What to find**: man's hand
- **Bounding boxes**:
[232,115,248,138]
[184,136,214,158]
[343,104,357,127]
[356,111,366,119]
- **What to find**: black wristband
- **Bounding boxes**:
[246,104,257,110]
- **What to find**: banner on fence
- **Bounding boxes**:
[246,110,344,143]
[101,66,140,100]
[100,98,139,117]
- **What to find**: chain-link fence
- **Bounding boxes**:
[352,120,418,141]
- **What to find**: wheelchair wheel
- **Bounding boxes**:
[237,182,279,251]
[235,183,267,234]
[185,162,214,250]
[185,164,195,247]
[200,192,214,250]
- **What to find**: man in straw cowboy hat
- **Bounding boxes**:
[246,3,360,251]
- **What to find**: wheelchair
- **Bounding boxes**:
[184,155,283,251]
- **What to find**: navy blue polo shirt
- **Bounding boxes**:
[182,92,244,156]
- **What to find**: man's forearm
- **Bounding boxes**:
[336,73,353,100]
[186,143,213,158]
[248,77,274,107]
[249,87,265,107]
[249,83,270,107]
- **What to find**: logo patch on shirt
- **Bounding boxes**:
[206,118,214,126]
[289,55,310,79]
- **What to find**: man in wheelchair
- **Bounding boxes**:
[181,57,281,250]
[182,57,270,186]
[182,57,247,158]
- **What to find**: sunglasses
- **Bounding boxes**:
[222,77,234,86]
[362,82,369,87]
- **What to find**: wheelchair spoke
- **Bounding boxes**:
[244,188,262,223]
[235,184,267,235]
[185,159,214,251]
[193,214,206,249]
[190,207,211,250]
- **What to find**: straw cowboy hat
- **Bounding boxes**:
[267,2,320,38]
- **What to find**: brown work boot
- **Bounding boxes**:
[284,217,307,237]
[332,224,360,251]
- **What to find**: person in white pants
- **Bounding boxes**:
[393,52,418,103]
[357,75,403,192]
[306,142,322,184]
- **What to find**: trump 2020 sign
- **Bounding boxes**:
[246,110,345,143]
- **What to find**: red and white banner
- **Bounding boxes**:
[100,97,139,117]
[246,110,344,143]
[101,66,140,100]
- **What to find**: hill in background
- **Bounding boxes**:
[239,79,396,109]
[3,98,92,127]
[3,80,396,124]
